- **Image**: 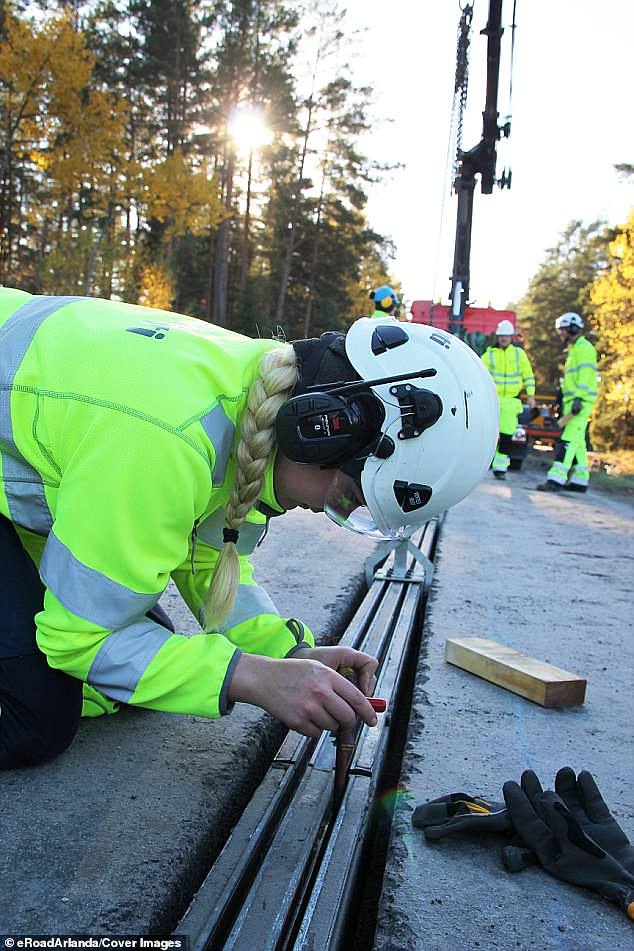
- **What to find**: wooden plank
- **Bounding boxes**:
[444,636,586,708]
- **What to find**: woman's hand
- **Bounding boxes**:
[227,650,378,738]
[290,645,378,697]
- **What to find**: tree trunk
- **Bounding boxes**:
[206,230,216,323]
[236,150,253,315]
[274,98,314,326]
[0,139,13,280]
[84,225,106,296]
[211,148,235,326]
[303,160,327,337]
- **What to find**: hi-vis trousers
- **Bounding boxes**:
[546,413,591,487]
[491,396,522,474]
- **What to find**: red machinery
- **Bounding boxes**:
[410,300,559,451]
[410,301,521,340]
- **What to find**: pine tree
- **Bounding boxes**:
[0,8,127,290]
[516,220,613,393]
[204,0,299,326]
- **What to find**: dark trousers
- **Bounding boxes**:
[0,515,174,768]
[0,515,83,767]
[498,433,514,456]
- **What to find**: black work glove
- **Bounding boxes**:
[571,397,583,415]
[555,767,634,874]
[412,792,512,840]
[504,768,634,875]
[503,770,634,919]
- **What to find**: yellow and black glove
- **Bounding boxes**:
[412,792,512,840]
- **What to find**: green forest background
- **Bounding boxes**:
[0,0,397,338]
[1,2,632,450]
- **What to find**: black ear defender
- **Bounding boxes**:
[275,391,384,466]
[275,368,438,467]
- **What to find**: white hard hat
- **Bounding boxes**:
[495,319,515,336]
[555,312,584,331]
[321,318,499,538]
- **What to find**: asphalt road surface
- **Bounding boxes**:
[375,465,634,951]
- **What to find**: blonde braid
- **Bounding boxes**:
[203,344,299,628]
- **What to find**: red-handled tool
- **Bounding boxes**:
[369,697,387,713]
[332,666,387,817]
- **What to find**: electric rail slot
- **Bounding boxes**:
[176,518,440,950]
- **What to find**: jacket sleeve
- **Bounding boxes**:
[519,349,536,396]
[36,413,247,719]
[573,342,599,408]
[171,519,316,660]
[481,348,494,373]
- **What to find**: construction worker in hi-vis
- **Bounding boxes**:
[369,284,398,319]
[0,289,497,768]
[482,319,536,479]
[537,312,598,494]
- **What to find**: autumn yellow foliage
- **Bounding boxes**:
[0,10,128,217]
[143,150,228,239]
[589,209,634,450]
[138,264,175,311]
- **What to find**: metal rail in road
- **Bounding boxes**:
[176,517,442,951]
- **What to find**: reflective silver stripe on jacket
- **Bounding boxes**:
[200,404,235,485]
[0,465,52,535]
[86,619,172,702]
[566,362,597,372]
[218,583,278,633]
[563,387,597,398]
[197,508,267,554]
[0,296,81,531]
[487,349,522,383]
[41,530,163,628]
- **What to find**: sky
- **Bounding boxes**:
[338,0,634,312]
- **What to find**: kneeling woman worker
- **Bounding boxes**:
[0,290,497,767]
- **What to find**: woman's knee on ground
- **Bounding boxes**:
[0,656,83,768]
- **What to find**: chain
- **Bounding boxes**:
[454,3,474,175]
[507,0,517,125]
[432,2,474,300]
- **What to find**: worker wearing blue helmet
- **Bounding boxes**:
[369,285,398,318]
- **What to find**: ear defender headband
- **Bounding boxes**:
[275,368,439,468]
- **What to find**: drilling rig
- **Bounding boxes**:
[411,0,516,356]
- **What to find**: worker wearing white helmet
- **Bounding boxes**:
[0,291,497,768]
[537,312,598,493]
[279,316,498,536]
[481,319,536,479]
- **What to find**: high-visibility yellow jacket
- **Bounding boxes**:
[482,345,535,400]
[0,289,314,719]
[561,335,598,414]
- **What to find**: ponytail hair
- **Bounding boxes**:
[203,345,298,628]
